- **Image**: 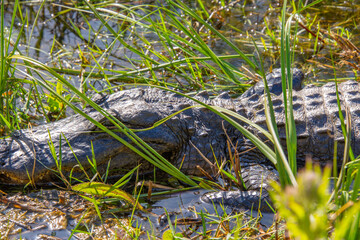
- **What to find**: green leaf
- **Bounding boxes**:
[73,182,144,211]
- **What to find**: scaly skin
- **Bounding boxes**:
[0,81,243,184]
[203,70,360,211]
[0,68,359,211]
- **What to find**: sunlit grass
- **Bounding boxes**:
[1,0,360,239]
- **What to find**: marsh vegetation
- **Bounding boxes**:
[1,0,360,239]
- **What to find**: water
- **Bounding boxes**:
[3,0,360,85]
[0,188,275,239]
[136,189,275,237]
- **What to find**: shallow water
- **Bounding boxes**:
[0,188,275,239]
[3,0,360,84]
[136,189,275,237]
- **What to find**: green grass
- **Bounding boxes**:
[1,0,360,239]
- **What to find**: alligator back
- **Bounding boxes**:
[236,80,360,165]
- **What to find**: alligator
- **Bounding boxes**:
[0,69,359,210]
